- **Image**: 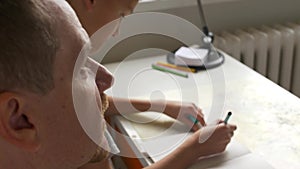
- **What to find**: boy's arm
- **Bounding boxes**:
[105,96,154,116]
[145,123,237,169]
[105,96,205,129]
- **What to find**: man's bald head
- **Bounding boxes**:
[0,0,60,94]
[0,0,89,93]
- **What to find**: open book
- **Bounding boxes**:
[141,133,274,169]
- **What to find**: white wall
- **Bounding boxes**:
[101,0,300,63]
[136,0,300,32]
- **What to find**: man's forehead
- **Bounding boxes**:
[75,40,92,65]
[49,0,82,27]
[47,0,91,72]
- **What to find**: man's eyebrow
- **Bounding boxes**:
[79,40,92,59]
[85,41,92,60]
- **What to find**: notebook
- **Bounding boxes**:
[141,133,274,169]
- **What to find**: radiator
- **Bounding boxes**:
[214,23,300,97]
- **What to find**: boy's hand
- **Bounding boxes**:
[145,122,237,169]
[184,123,237,161]
[162,101,205,131]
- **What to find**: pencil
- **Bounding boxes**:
[157,62,197,73]
[152,64,188,78]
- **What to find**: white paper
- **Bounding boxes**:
[141,133,192,162]
[141,133,273,169]
[175,47,209,66]
[191,154,274,169]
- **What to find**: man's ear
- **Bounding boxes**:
[82,0,95,11]
[0,92,40,152]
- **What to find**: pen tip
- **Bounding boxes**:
[228,112,232,116]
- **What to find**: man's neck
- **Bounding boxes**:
[0,147,36,169]
[0,157,32,169]
[77,159,113,169]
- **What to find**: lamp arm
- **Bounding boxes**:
[196,0,214,43]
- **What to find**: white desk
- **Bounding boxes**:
[105,52,300,169]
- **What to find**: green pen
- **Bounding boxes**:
[152,64,188,78]
[224,112,232,125]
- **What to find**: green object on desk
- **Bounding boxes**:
[186,114,203,129]
[152,64,188,78]
[224,112,232,124]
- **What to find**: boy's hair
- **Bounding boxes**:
[0,0,60,94]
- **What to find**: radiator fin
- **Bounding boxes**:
[215,23,300,97]
[287,23,300,97]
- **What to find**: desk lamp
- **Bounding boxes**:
[167,0,224,69]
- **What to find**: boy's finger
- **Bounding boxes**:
[227,124,237,131]
[197,116,206,126]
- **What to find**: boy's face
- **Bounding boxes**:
[30,1,114,168]
[69,0,139,36]
[96,0,139,26]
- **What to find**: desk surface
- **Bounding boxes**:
[105,53,300,169]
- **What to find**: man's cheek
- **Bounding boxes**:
[95,86,103,113]
[72,79,105,146]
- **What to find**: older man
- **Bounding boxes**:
[0,0,236,169]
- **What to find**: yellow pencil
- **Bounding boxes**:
[157,62,197,73]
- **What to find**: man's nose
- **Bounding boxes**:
[86,57,114,93]
[96,64,114,93]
